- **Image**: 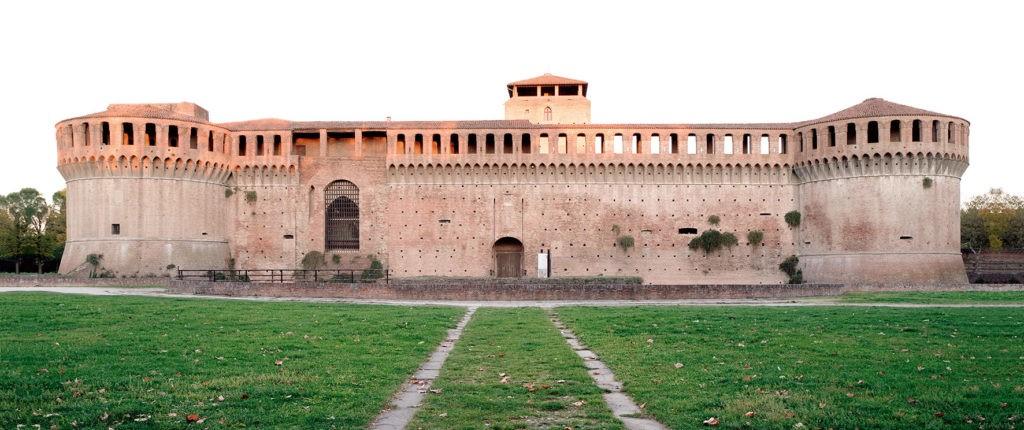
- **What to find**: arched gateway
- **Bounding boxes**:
[493,237,524,278]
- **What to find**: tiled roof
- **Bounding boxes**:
[799,98,962,126]
[508,73,587,87]
[68,104,209,123]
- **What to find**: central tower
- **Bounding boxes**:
[504,73,591,124]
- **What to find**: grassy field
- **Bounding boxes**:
[0,292,462,429]
[839,290,1024,304]
[559,306,1024,429]
[410,308,621,429]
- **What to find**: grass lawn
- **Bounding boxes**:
[559,306,1024,429]
[839,290,1024,304]
[409,308,621,429]
[0,292,462,429]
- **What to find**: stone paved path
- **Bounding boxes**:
[548,310,668,430]
[368,306,477,430]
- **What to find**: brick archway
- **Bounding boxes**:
[493,237,523,278]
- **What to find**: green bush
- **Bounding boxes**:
[708,215,721,226]
[331,254,341,265]
[244,191,257,203]
[361,258,385,282]
[616,235,635,252]
[85,254,104,278]
[688,230,738,254]
[923,177,933,189]
[779,255,803,284]
[301,251,325,271]
[785,210,802,228]
[747,230,764,247]
[224,188,234,198]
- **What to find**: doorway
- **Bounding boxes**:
[493,237,524,278]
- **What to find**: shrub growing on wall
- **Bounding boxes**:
[611,224,635,252]
[244,191,257,203]
[923,177,933,189]
[779,255,803,284]
[85,253,103,278]
[688,230,738,254]
[708,215,721,226]
[747,230,764,247]
[301,251,325,271]
[361,256,385,282]
[785,211,801,228]
[616,235,635,252]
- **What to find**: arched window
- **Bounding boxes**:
[544,106,552,121]
[325,180,359,250]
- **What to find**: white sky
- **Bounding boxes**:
[1,1,1021,203]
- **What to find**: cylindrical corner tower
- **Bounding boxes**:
[55,104,233,276]
[792,99,970,285]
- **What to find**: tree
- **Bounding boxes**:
[960,208,987,251]
[963,188,1024,250]
[45,190,67,264]
[0,188,52,273]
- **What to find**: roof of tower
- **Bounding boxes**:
[507,73,588,87]
[801,98,964,126]
[71,102,210,123]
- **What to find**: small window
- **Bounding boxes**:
[678,227,698,234]
[779,135,788,154]
[101,122,110,145]
[811,129,818,150]
[145,123,157,146]
[122,123,134,146]
[111,224,120,235]
[760,134,770,154]
[256,135,265,155]
[867,121,879,143]
[911,119,922,142]
[724,134,734,154]
[890,120,901,142]
[544,106,552,121]
[931,120,940,142]
[899,235,913,240]
[283,234,295,239]
[208,130,214,151]
[687,134,697,154]
[189,127,198,149]
[827,126,836,147]
[947,122,956,143]
[238,135,247,156]
[846,123,856,145]
[273,135,282,155]
[168,125,179,147]
[705,134,715,154]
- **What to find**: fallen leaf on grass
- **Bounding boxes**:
[186,413,201,423]
[703,417,719,426]
[572,400,586,407]
[744,411,755,418]
[274,359,284,366]
[429,389,442,394]
[674,362,684,369]
[523,383,536,392]
[500,375,510,384]
[934,411,945,418]
[907,397,918,405]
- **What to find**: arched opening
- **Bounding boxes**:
[493,237,524,278]
[543,106,552,121]
[325,180,359,250]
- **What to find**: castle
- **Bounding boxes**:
[55,74,970,284]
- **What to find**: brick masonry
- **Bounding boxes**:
[53,76,970,286]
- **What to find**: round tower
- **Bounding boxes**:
[55,103,233,276]
[792,98,970,285]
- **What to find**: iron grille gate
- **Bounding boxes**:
[325,180,359,250]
